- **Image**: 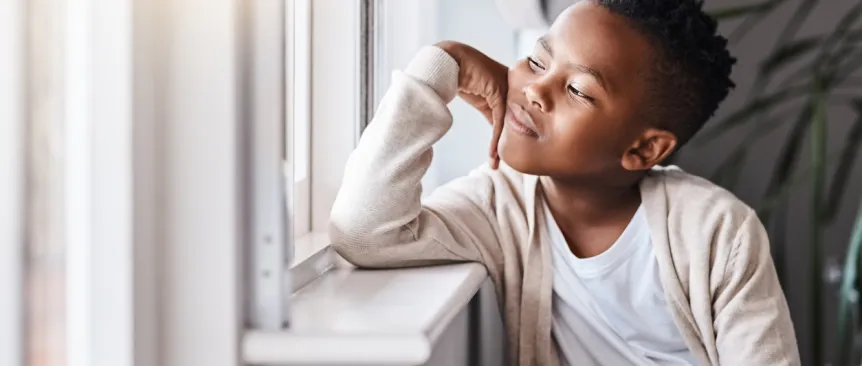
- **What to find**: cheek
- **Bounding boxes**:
[506,63,532,98]
[549,113,623,157]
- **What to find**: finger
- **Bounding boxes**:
[458,90,482,104]
[489,103,505,170]
[489,96,506,157]
[480,108,494,125]
[459,91,494,125]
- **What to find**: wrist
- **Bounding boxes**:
[434,41,462,66]
[404,46,460,103]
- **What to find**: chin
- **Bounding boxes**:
[498,133,545,175]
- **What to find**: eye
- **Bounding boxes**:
[567,84,593,101]
[527,57,545,72]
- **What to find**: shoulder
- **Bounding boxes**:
[646,165,755,221]
[643,166,765,259]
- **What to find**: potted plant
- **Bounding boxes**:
[698,1,862,364]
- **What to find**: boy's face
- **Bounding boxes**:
[499,2,675,180]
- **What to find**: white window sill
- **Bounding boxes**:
[242,256,487,365]
[292,231,331,267]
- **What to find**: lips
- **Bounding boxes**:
[506,103,539,138]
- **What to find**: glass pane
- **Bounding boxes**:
[372,0,521,191]
[429,0,520,188]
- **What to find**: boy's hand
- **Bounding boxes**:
[435,41,508,170]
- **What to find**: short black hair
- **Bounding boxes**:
[591,0,737,146]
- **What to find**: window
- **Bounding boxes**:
[287,0,311,239]
[287,0,361,265]
[370,0,525,190]
[2,0,541,364]
[284,0,535,264]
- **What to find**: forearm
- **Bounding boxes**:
[329,46,489,267]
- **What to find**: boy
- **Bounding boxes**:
[330,1,800,365]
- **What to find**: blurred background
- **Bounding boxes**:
[2,0,862,365]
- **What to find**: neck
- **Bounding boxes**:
[540,175,642,228]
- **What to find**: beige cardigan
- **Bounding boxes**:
[329,46,800,366]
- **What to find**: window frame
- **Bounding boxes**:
[64,0,138,364]
[0,0,25,364]
[308,0,362,233]
[286,0,363,266]
[286,0,443,266]
[287,0,311,238]
[247,0,291,330]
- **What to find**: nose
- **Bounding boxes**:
[523,79,553,113]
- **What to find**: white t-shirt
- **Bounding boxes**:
[545,200,697,366]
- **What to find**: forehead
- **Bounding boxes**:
[545,3,654,90]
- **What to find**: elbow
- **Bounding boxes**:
[328,216,385,267]
[329,214,416,269]
[327,198,374,267]
[328,223,363,264]
[328,198,415,268]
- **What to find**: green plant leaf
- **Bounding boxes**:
[831,2,862,47]
[710,148,748,189]
[761,36,822,76]
[809,88,828,365]
[740,106,804,145]
[709,0,782,21]
[824,100,862,222]
[760,101,815,208]
[836,200,862,366]
[756,0,820,76]
[815,2,862,75]
[710,106,797,183]
[769,7,862,92]
[825,40,862,81]
[701,106,804,193]
[774,0,822,48]
[755,147,847,219]
[728,14,768,44]
[836,54,862,82]
[757,170,806,220]
[693,86,808,145]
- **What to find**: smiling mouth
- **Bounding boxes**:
[506,104,539,138]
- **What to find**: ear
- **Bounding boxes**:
[621,128,677,171]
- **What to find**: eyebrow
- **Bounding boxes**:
[538,36,553,56]
[574,64,608,91]
[536,36,609,91]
